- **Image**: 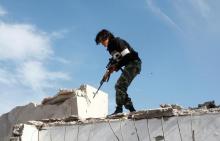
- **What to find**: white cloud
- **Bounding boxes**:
[189,0,211,19]
[50,29,70,39]
[53,57,71,64]
[0,21,70,97]
[0,68,17,85]
[146,0,182,32]
[0,5,7,17]
[0,23,52,61]
[146,0,220,35]
[17,61,69,91]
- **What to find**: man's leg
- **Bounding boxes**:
[114,60,141,113]
[124,94,136,112]
[111,75,127,115]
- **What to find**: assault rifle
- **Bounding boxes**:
[93,58,117,98]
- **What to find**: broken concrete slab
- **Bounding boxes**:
[0,84,108,141]
[10,107,220,141]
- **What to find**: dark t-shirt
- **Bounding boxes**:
[107,37,141,69]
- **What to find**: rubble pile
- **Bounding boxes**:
[10,103,220,141]
[0,84,108,141]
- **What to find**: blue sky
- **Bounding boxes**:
[0,0,220,115]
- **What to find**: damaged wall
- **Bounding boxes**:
[10,108,220,141]
[0,84,108,141]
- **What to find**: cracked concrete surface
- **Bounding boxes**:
[10,107,220,141]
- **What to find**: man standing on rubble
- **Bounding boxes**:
[95,29,142,115]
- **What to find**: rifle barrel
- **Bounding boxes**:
[93,81,104,98]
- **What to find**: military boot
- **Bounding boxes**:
[111,106,123,115]
[125,104,136,112]
[124,96,136,112]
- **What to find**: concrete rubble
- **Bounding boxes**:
[0,84,108,141]
[10,105,220,141]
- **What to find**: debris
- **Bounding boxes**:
[160,104,183,110]
[11,124,24,137]
[198,100,219,109]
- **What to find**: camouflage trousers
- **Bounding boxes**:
[115,60,141,108]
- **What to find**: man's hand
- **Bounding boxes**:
[102,70,110,82]
[108,64,117,73]
[102,65,116,82]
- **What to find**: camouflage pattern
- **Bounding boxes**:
[115,60,141,108]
